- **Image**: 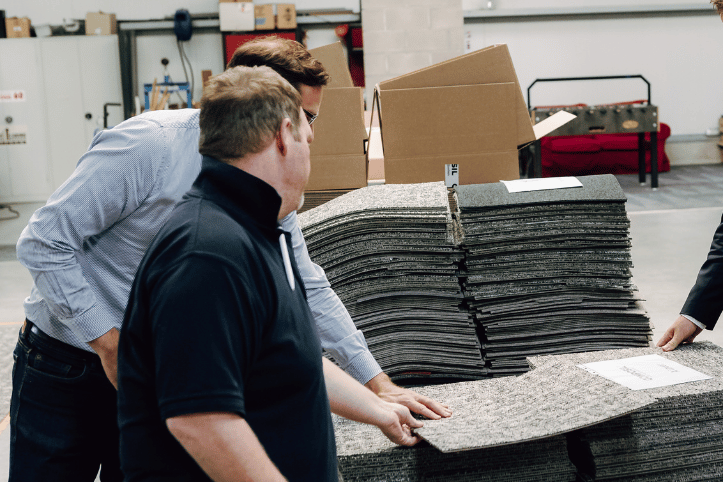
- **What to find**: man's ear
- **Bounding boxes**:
[276,118,294,157]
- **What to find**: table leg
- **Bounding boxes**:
[650,130,658,189]
[532,140,542,178]
[637,132,646,185]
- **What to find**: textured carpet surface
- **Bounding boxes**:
[455,174,626,209]
[532,342,723,481]
[412,358,654,452]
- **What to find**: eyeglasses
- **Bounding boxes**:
[303,108,318,126]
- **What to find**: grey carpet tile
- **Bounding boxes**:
[528,342,723,402]
[456,174,626,209]
[411,360,655,453]
[554,343,723,481]
[298,181,450,230]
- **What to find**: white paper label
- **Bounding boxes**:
[578,354,711,391]
[501,176,582,193]
[445,164,459,188]
[0,90,26,102]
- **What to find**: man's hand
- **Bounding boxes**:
[88,327,120,389]
[375,401,423,447]
[656,315,703,352]
[365,372,452,420]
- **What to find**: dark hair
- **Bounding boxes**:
[713,0,723,13]
[226,36,330,89]
[199,66,302,162]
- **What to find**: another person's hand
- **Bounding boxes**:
[88,327,120,389]
[375,401,424,446]
[366,373,452,420]
[656,315,703,352]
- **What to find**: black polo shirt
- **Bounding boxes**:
[118,156,337,481]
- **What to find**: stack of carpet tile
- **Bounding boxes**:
[335,342,723,481]
[334,415,576,482]
[455,174,652,376]
[334,342,655,482]
[528,342,723,481]
[298,182,486,382]
[299,188,356,213]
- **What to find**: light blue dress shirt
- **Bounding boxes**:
[16,109,381,385]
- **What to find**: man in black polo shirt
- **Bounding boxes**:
[117,66,422,481]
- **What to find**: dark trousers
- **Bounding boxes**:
[9,321,123,482]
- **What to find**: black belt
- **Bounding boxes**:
[22,319,100,364]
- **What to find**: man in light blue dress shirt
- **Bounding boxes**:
[11,37,449,481]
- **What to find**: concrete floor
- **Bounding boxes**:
[0,165,722,479]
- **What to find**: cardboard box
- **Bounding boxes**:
[307,42,368,191]
[5,17,31,38]
[219,1,254,32]
[85,12,116,35]
[254,4,274,30]
[276,4,296,29]
[373,44,571,185]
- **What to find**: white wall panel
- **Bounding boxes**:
[466,14,723,136]
[0,36,122,204]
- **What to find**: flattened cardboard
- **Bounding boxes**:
[378,44,535,147]
[380,83,519,185]
[309,42,354,88]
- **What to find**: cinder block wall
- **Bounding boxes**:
[361,0,464,105]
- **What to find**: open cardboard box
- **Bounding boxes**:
[306,42,368,191]
[372,44,574,186]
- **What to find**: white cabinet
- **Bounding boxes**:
[0,35,123,204]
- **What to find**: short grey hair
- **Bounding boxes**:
[199,65,303,162]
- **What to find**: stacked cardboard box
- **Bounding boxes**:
[372,45,571,186]
[86,12,116,35]
[5,17,31,38]
[276,4,296,29]
[304,43,368,209]
[254,5,274,30]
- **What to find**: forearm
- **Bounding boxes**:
[322,357,386,424]
[308,288,382,384]
[166,412,286,482]
[88,327,119,389]
[283,211,382,383]
[322,358,422,446]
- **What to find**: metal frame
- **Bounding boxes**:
[527,75,659,189]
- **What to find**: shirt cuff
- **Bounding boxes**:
[681,314,707,330]
[63,307,117,343]
[343,350,383,386]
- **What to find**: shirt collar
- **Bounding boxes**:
[192,156,283,230]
